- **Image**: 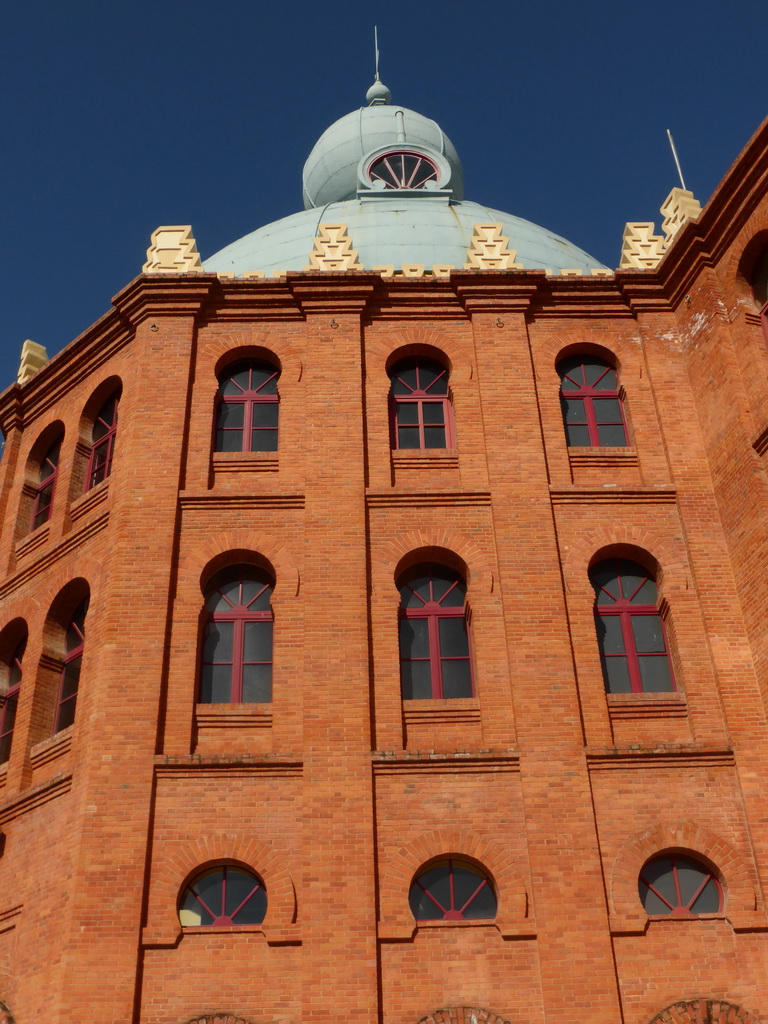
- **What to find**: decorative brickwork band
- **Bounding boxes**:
[620,222,667,269]
[143,226,203,273]
[463,224,522,270]
[306,223,362,271]
[17,340,48,384]
[648,1000,760,1024]
[418,1006,512,1024]
[660,187,702,243]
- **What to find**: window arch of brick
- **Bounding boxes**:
[648,1000,761,1024]
[34,578,91,743]
[609,822,759,930]
[417,1008,511,1024]
[378,827,530,939]
[377,533,494,597]
[20,421,65,536]
[0,619,27,767]
[144,834,297,946]
[556,347,629,448]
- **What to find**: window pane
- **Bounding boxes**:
[2,693,18,737]
[438,617,469,657]
[462,881,497,918]
[558,356,585,387]
[630,579,657,604]
[401,660,433,699]
[56,697,77,732]
[243,621,273,662]
[597,424,628,446]
[440,659,473,698]
[200,664,232,703]
[195,871,223,912]
[180,891,210,927]
[592,566,620,602]
[409,884,445,920]
[690,877,721,914]
[225,870,261,918]
[583,359,611,386]
[391,365,417,393]
[399,618,429,659]
[422,402,445,424]
[396,403,419,425]
[596,614,625,654]
[242,579,271,610]
[414,864,450,912]
[562,398,586,424]
[398,427,421,449]
[677,861,709,906]
[60,657,82,701]
[601,655,631,693]
[252,403,279,428]
[639,879,670,915]
[418,362,447,394]
[242,664,272,703]
[642,859,676,905]
[251,365,278,393]
[228,876,267,923]
[424,426,446,448]
[203,621,233,663]
[218,402,245,427]
[592,367,618,390]
[631,615,666,653]
[638,655,674,692]
[215,428,243,452]
[400,577,430,607]
[452,864,489,912]
[251,429,278,451]
[565,424,591,447]
[592,398,622,422]
[221,368,250,394]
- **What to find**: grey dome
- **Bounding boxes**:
[302,104,465,208]
[204,196,607,277]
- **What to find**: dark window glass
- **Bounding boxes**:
[215,361,280,453]
[0,637,25,765]
[409,859,497,921]
[638,854,722,916]
[753,247,768,309]
[179,866,267,927]
[87,395,119,489]
[389,358,453,450]
[590,559,675,694]
[398,564,474,699]
[558,355,628,448]
[32,439,61,529]
[55,600,88,733]
[200,566,274,703]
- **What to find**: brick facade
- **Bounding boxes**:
[0,117,767,1024]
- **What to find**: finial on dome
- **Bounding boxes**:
[366,26,391,105]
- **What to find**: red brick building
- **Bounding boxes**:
[0,82,768,1024]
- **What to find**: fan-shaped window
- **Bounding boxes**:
[179,866,267,927]
[558,354,628,447]
[590,559,675,693]
[55,600,88,733]
[200,566,274,704]
[639,854,722,916]
[32,438,61,529]
[87,395,119,488]
[215,361,279,453]
[389,357,453,450]
[409,859,497,921]
[369,152,439,190]
[0,637,25,764]
[399,564,473,699]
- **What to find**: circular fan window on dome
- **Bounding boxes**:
[368,151,439,190]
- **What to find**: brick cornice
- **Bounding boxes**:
[112,273,217,324]
[451,269,543,314]
[286,270,379,314]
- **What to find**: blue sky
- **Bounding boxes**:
[2,1,766,392]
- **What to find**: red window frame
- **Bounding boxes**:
[215,361,280,453]
[399,565,474,699]
[639,854,723,917]
[179,865,267,927]
[0,638,25,765]
[591,559,675,694]
[389,357,454,450]
[200,567,274,704]
[54,600,87,734]
[32,439,61,530]
[87,396,119,489]
[408,859,497,921]
[558,355,628,448]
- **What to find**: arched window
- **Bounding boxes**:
[87,395,119,488]
[590,559,675,693]
[32,438,61,529]
[558,354,628,447]
[389,357,453,450]
[639,854,722,916]
[179,865,267,927]
[55,600,88,733]
[215,361,280,453]
[200,566,274,704]
[399,564,473,699]
[409,859,497,921]
[0,637,25,764]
